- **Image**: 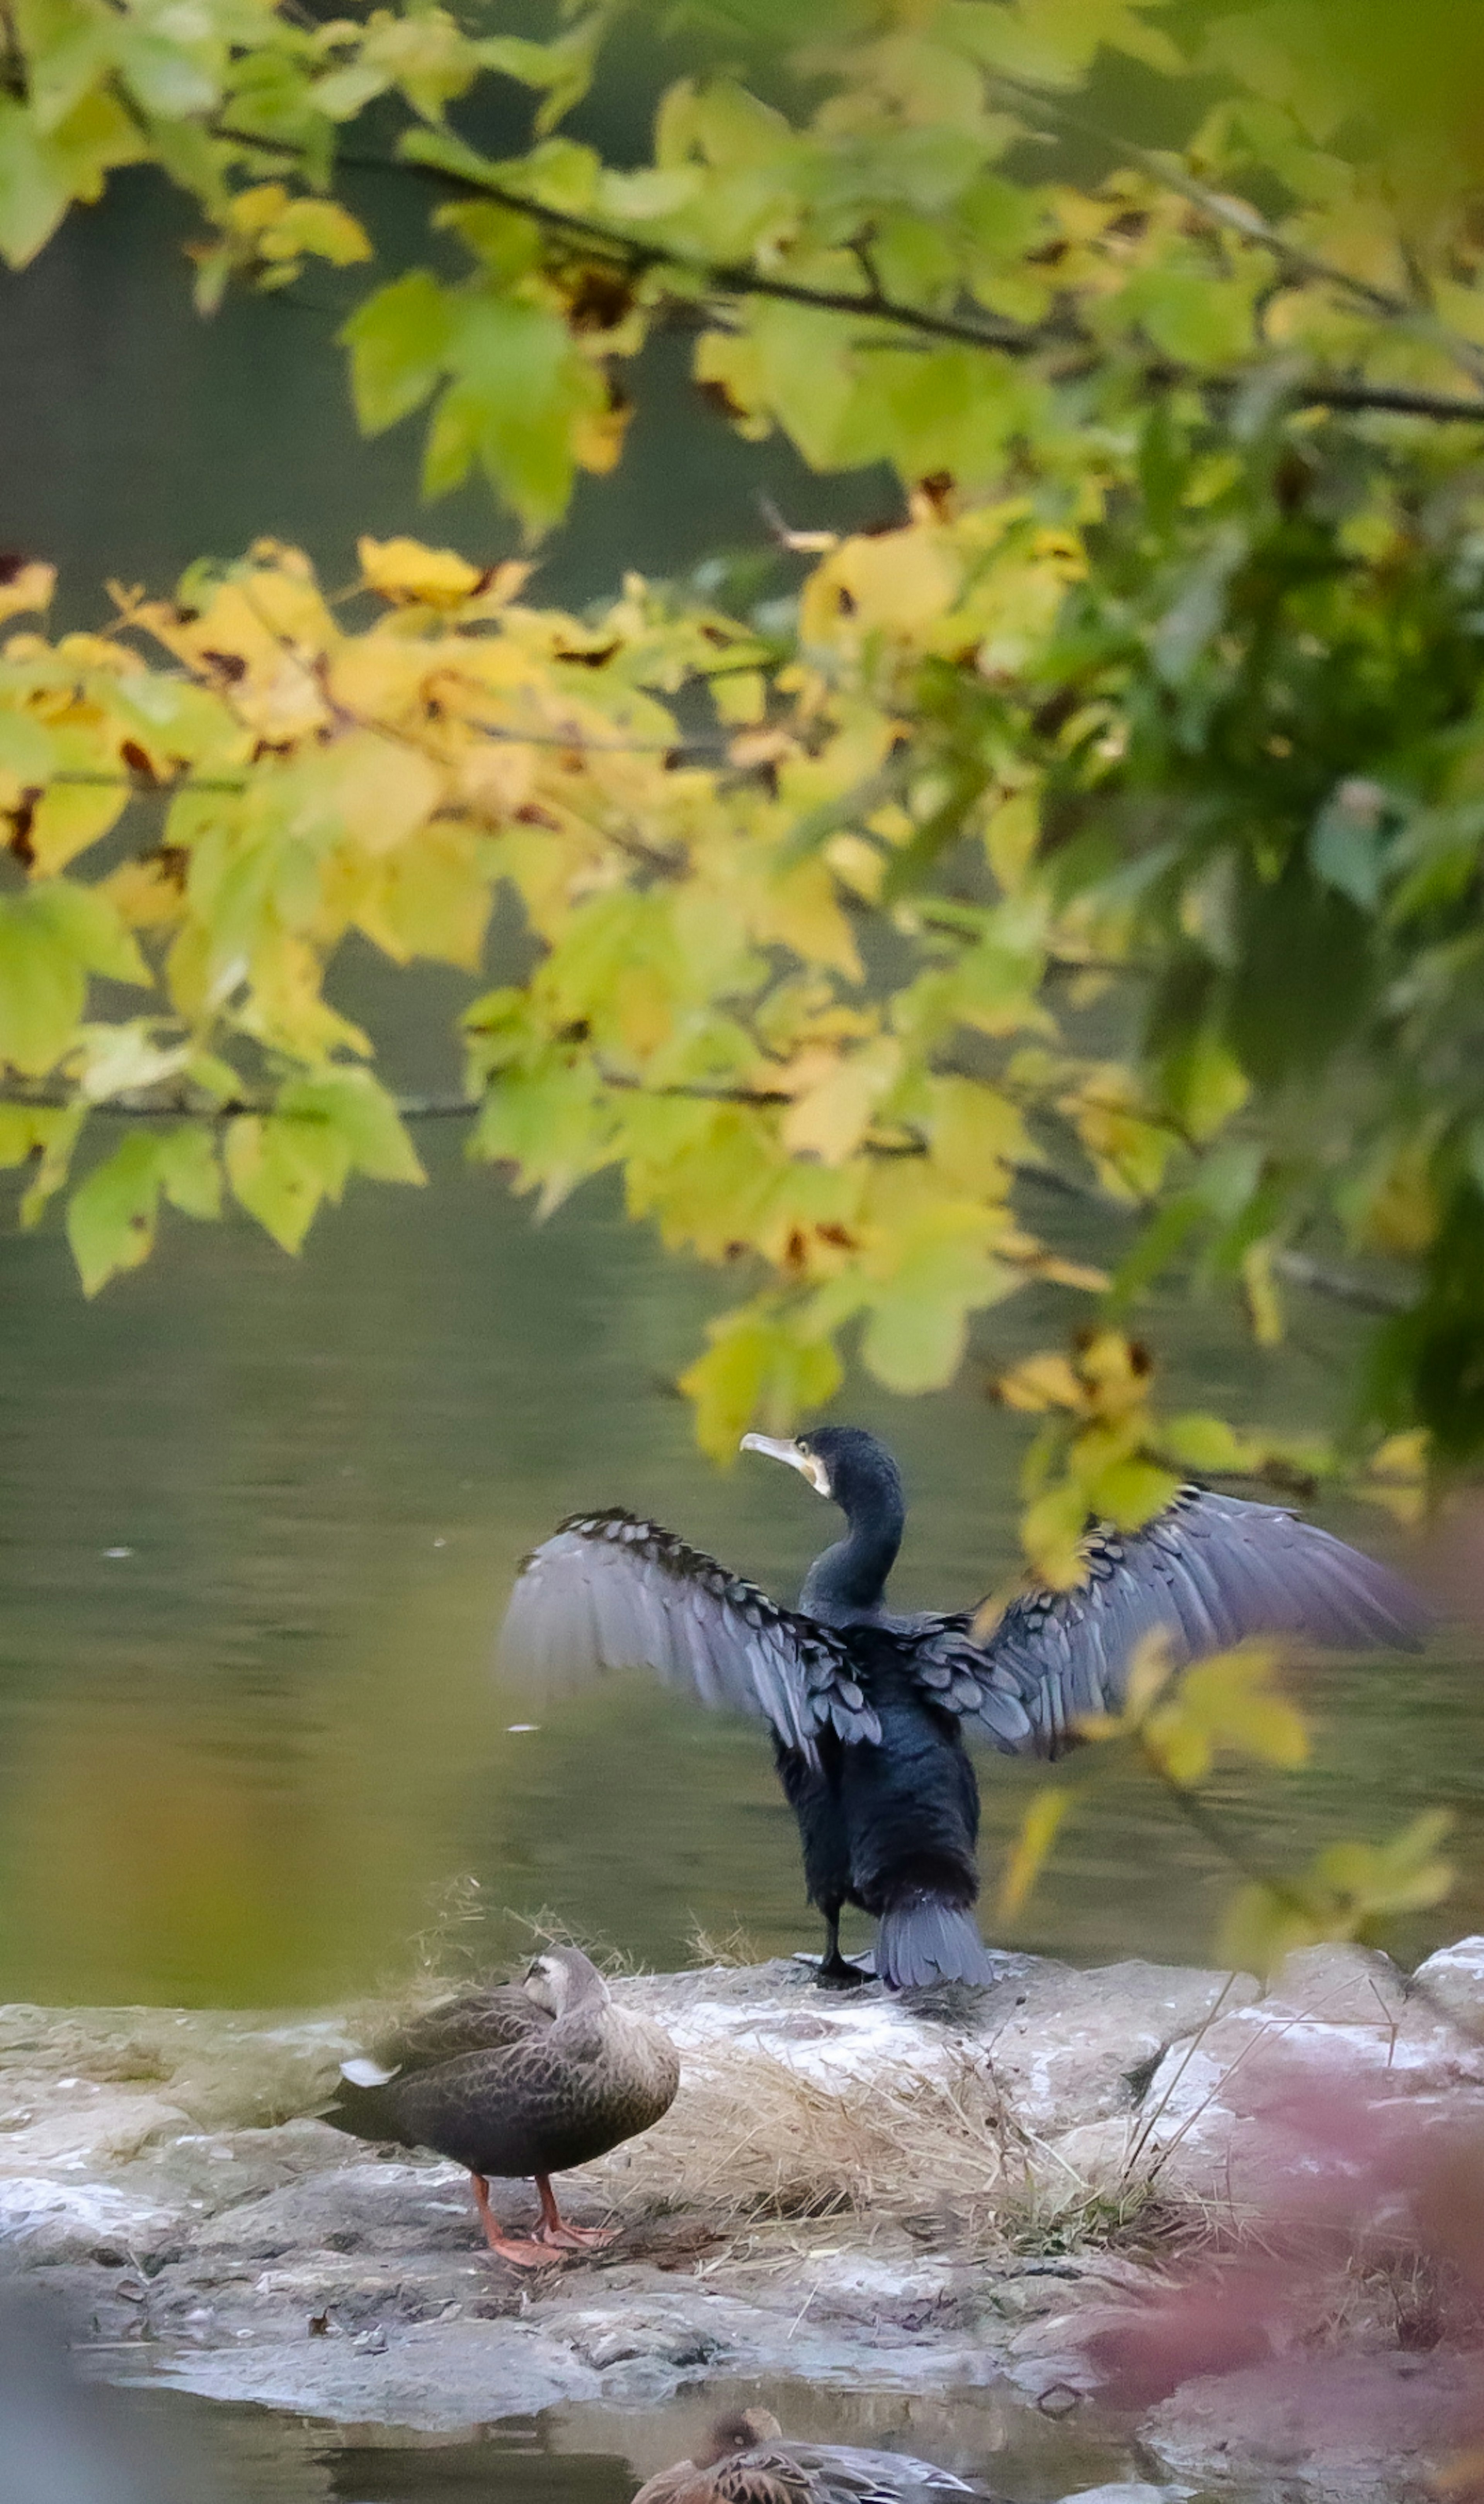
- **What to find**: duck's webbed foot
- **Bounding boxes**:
[534,2174,615,2252]
[468,2172,559,2269]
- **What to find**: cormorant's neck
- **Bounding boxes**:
[800,1486,905,1625]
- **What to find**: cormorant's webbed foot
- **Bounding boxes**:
[815,1951,873,1988]
[798,1912,874,1988]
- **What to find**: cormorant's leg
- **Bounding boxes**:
[814,1903,872,1988]
[468,2170,555,2268]
[530,2172,616,2251]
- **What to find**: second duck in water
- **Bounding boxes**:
[500,1427,1426,1992]
[322,1945,679,2266]
[631,2409,984,2504]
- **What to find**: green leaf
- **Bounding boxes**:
[224,1112,344,1254]
[66,1132,165,1295]
[27,881,150,985]
[0,96,71,266]
[341,272,452,435]
[277,1069,425,1184]
[432,292,604,533]
[157,1122,222,1220]
[0,893,85,1073]
[678,1301,842,1463]
[0,1102,66,1167]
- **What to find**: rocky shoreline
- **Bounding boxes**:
[5,1938,1484,2501]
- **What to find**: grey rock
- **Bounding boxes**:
[1055,2487,1191,2504]
[1142,2350,1479,2504]
[1411,1935,1484,2036]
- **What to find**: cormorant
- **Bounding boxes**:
[498,1427,1426,1991]
[321,1945,679,2266]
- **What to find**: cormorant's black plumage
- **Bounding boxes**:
[498,1427,1428,1990]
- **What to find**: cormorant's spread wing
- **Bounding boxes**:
[498,1508,880,1760]
[904,1486,1428,1760]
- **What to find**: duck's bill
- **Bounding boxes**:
[739,1433,831,1497]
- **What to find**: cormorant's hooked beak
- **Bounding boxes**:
[739,1433,832,1497]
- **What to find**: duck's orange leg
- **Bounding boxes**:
[531,2172,615,2251]
[468,2171,557,2268]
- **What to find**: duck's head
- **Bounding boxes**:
[521,1944,608,2016]
[740,1425,902,1526]
[698,2411,783,2465]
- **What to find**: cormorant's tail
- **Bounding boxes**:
[875,1894,996,1990]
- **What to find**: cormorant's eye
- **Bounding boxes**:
[796,1436,812,1453]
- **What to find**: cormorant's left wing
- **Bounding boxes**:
[497,1508,880,1761]
[901,1486,1429,1760]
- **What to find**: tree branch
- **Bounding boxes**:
[1271,1247,1410,1317]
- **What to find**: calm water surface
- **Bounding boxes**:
[113,2376,1184,2504]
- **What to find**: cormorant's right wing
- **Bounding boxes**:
[497,1508,881,1761]
[909,1485,1429,1760]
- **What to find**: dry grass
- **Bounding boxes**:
[995,2168,1193,2260]
[586,2041,1017,2241]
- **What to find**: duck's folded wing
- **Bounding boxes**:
[370,1987,551,2079]
[903,1487,1429,1761]
[497,1509,879,1759]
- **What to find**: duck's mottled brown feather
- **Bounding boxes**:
[631,2413,985,2504]
[369,1985,552,2077]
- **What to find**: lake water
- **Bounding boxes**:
[65,2370,1189,2504]
[2,145,1481,2504]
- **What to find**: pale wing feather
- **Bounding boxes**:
[498,1510,881,1760]
[906,1488,1427,1760]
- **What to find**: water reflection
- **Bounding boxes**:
[136,2379,1154,2504]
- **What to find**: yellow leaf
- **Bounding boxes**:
[1081,1454,1181,1530]
[1021,1481,1089,1588]
[800,527,960,646]
[1142,1706,1213,1787]
[359,537,483,607]
[571,395,632,476]
[997,1785,1073,1920]
[1076,1328,1155,1420]
[927,1074,1030,1194]
[1162,1411,1248,1471]
[0,560,56,624]
[328,731,444,857]
[996,1351,1082,1412]
[984,787,1039,891]
[782,1037,902,1165]
[27,777,129,876]
[1219,1880,1325,1977]
[359,823,491,967]
[1242,1240,1283,1346]
[678,1303,842,1463]
[711,670,767,727]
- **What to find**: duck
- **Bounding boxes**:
[321,1944,679,2266]
[630,2410,985,2504]
[499,1426,1426,1993]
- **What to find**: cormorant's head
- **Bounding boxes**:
[522,1944,608,2016]
[740,1425,903,1522]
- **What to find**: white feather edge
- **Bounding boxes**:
[340,2056,399,2088]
